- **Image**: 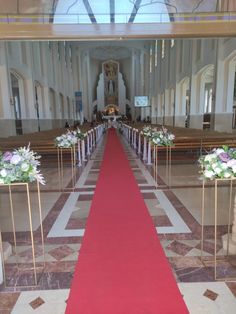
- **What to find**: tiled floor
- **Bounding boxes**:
[0,131,236,313]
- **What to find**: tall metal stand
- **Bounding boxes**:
[0,182,45,287]
[57,146,76,191]
[153,145,172,188]
[201,178,236,280]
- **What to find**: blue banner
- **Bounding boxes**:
[75,91,82,112]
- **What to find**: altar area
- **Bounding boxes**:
[96,60,128,116]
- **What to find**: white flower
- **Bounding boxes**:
[221,163,228,170]
[211,163,218,169]
[204,170,214,179]
[215,148,225,155]
[227,159,236,167]
[224,171,231,178]
[204,154,216,162]
[232,165,236,173]
[0,169,7,177]
[10,154,22,165]
[214,167,222,175]
[21,163,30,172]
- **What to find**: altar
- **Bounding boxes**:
[102,115,122,120]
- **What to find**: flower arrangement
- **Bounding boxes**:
[0,145,45,185]
[199,145,236,180]
[72,128,87,140]
[142,125,153,138]
[55,131,77,148]
[151,127,175,146]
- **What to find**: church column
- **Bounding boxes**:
[71,44,79,121]
[0,42,15,136]
[52,42,60,120]
[76,48,84,124]
[86,52,92,121]
[131,48,135,121]
[139,50,145,121]
[214,39,231,131]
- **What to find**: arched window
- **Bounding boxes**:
[10,71,25,135]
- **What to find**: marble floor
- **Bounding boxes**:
[0,131,236,313]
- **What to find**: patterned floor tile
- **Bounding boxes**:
[29,296,45,309]
[0,292,20,311]
[48,245,74,261]
[203,289,218,301]
[166,240,194,256]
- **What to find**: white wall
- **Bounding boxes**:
[0,41,76,137]
[152,38,236,132]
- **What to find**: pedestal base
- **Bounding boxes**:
[222,234,236,255]
[0,242,12,284]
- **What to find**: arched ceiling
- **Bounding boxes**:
[0,1,235,24]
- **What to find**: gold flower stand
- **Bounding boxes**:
[153,145,172,188]
[0,181,45,287]
[57,146,76,191]
[201,178,236,281]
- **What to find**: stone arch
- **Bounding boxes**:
[34,81,45,121]
[175,76,190,127]
[49,88,56,119]
[10,70,26,135]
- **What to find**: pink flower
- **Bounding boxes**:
[3,151,13,161]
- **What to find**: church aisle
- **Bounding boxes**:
[1,129,236,313]
[65,128,188,313]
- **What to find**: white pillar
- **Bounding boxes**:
[143,137,147,161]
[147,140,152,165]
[138,132,141,154]
[82,139,86,161]
[77,139,81,167]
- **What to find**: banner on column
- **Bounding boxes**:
[75,91,83,112]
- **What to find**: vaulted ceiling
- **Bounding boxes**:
[0,1,235,24]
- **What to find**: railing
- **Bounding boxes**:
[0,12,235,25]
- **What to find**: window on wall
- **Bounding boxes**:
[180,41,183,72]
[21,42,27,65]
[149,46,153,73]
[234,70,236,101]
[155,40,158,67]
[196,39,201,61]
[57,42,60,60]
[161,40,165,59]
[64,42,67,67]
[69,45,72,68]
[204,83,213,113]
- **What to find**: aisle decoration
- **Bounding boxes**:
[199,146,236,280]
[0,144,45,287]
[73,128,87,165]
[142,125,153,138]
[150,126,175,188]
[55,131,77,190]
[199,145,236,180]
[55,131,77,148]
[0,145,45,185]
[73,128,87,140]
[151,126,175,146]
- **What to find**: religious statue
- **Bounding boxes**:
[108,80,114,96]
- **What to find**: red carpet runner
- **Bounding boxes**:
[66,129,189,314]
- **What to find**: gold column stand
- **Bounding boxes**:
[201,178,236,281]
[0,181,45,287]
[57,146,76,191]
[153,145,172,188]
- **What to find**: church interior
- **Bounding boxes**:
[0,0,236,313]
